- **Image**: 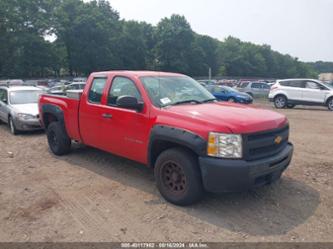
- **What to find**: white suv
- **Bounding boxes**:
[269,79,333,111]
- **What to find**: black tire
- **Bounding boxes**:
[274,95,287,109]
[327,98,333,111]
[8,116,19,135]
[287,104,295,108]
[227,97,236,103]
[46,122,71,155]
[154,148,204,206]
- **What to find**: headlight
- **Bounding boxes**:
[207,132,242,158]
[17,113,35,120]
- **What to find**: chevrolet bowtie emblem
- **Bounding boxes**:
[274,136,282,144]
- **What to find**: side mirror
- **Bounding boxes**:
[1,98,7,104]
[116,95,143,112]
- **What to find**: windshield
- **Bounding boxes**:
[141,76,215,107]
[9,90,42,105]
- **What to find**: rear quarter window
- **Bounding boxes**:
[88,78,107,103]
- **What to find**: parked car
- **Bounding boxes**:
[48,85,65,95]
[269,79,333,111]
[39,71,293,206]
[72,77,87,83]
[0,86,43,134]
[209,85,253,104]
[0,79,24,87]
[197,79,216,86]
[65,82,86,91]
[237,82,270,97]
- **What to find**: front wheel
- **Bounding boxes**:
[274,95,287,108]
[227,97,236,103]
[328,98,333,111]
[46,122,71,155]
[154,148,204,206]
[9,117,19,135]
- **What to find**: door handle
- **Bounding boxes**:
[102,113,112,119]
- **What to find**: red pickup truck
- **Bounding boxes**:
[39,71,293,205]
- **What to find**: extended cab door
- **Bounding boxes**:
[79,76,110,147]
[99,76,151,164]
[302,80,328,103]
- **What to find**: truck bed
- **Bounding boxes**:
[39,93,82,141]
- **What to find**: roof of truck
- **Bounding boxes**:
[90,70,184,78]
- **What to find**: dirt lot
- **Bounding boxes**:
[0,102,332,242]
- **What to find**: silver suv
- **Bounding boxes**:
[237,82,270,97]
[0,86,43,135]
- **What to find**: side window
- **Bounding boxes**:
[280,81,290,87]
[108,77,142,106]
[251,83,260,88]
[305,81,320,89]
[88,78,107,104]
[262,84,270,89]
[289,81,304,88]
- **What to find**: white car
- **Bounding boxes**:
[269,79,333,111]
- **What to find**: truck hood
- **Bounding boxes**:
[162,102,287,134]
[12,103,39,116]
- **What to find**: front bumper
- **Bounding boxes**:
[199,143,293,192]
[14,118,42,131]
[238,98,253,104]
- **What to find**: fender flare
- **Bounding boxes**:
[147,125,207,167]
[41,104,65,128]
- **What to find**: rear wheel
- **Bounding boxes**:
[274,95,287,108]
[154,148,204,206]
[46,122,71,155]
[328,98,333,111]
[227,97,236,103]
[9,117,19,135]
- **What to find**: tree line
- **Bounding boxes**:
[0,0,328,79]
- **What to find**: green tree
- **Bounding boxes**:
[54,0,121,76]
[154,14,194,74]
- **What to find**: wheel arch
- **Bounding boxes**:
[41,104,65,129]
[325,95,333,105]
[274,93,288,100]
[148,125,207,168]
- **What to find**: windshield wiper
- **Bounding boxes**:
[200,98,216,103]
[172,99,202,106]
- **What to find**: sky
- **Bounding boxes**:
[108,0,333,62]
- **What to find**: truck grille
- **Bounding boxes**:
[243,125,289,161]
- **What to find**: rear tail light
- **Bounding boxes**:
[270,85,278,91]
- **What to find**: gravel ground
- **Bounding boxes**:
[0,102,332,242]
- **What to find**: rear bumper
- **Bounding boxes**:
[199,143,293,192]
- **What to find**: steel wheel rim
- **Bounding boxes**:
[161,161,187,194]
[228,98,234,102]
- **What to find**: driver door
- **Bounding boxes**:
[100,76,151,164]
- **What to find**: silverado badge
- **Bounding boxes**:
[274,136,282,144]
